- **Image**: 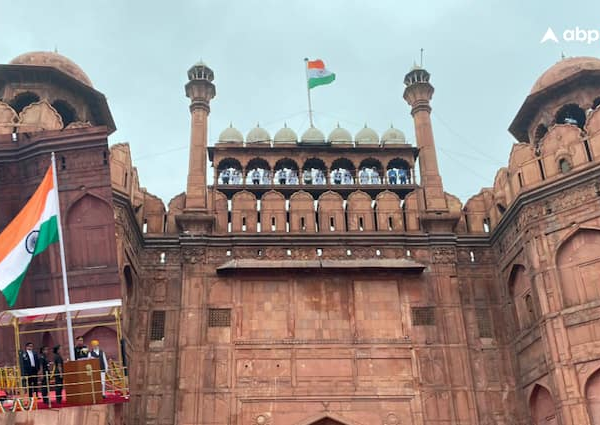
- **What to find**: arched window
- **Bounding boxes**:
[9,92,40,113]
[245,157,271,185]
[274,158,299,185]
[559,158,572,174]
[330,158,355,185]
[387,158,411,184]
[217,158,243,185]
[51,100,77,126]
[302,158,327,185]
[358,158,383,185]
[508,265,535,330]
[555,103,586,129]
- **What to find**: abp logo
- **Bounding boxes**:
[541,27,600,44]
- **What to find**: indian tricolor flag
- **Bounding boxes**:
[307,59,336,89]
[0,166,59,307]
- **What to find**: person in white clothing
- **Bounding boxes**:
[88,339,108,397]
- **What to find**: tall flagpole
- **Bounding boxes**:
[304,58,314,128]
[51,152,76,361]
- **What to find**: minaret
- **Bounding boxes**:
[177,61,216,233]
[403,65,448,212]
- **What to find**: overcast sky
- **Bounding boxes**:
[2,0,600,204]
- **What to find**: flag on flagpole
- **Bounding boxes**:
[307,59,336,89]
[0,166,59,307]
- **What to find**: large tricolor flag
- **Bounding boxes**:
[307,59,336,89]
[0,166,59,307]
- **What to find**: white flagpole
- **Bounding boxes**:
[304,58,315,128]
[51,152,76,361]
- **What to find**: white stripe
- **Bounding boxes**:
[0,188,59,291]
[308,68,333,79]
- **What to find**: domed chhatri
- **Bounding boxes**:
[328,123,353,145]
[301,126,325,144]
[187,60,214,82]
[246,123,271,144]
[531,56,600,94]
[381,124,406,145]
[10,51,93,87]
[218,123,243,144]
[355,124,379,145]
[273,123,298,144]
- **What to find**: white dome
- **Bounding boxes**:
[301,126,325,143]
[381,125,406,145]
[355,124,379,145]
[328,124,352,144]
[246,124,271,144]
[274,123,298,144]
[218,123,243,143]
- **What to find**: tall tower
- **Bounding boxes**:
[178,61,216,233]
[403,66,447,211]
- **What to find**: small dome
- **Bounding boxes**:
[10,51,93,87]
[274,123,298,143]
[531,56,600,94]
[381,125,406,144]
[246,123,271,143]
[301,126,325,143]
[328,123,352,144]
[355,124,379,145]
[218,123,243,143]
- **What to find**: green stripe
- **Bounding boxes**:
[1,216,59,307]
[34,215,59,255]
[308,73,336,89]
[2,269,28,308]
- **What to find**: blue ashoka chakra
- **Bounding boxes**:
[25,231,40,254]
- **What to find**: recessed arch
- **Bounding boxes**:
[246,157,270,171]
[358,158,383,184]
[555,103,586,129]
[529,384,557,425]
[246,157,271,185]
[9,91,40,114]
[65,193,115,269]
[585,368,600,424]
[292,412,366,425]
[217,157,242,171]
[556,227,600,307]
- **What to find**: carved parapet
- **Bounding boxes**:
[175,210,214,234]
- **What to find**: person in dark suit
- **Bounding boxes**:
[39,346,51,404]
[74,336,88,360]
[53,345,64,404]
[19,342,40,397]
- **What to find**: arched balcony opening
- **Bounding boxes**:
[301,158,327,185]
[593,97,600,110]
[555,103,586,129]
[274,158,299,185]
[386,158,411,184]
[330,158,355,185]
[217,158,243,185]
[358,158,383,184]
[9,92,40,114]
[245,157,271,185]
[51,99,78,127]
[558,157,572,174]
[533,123,548,146]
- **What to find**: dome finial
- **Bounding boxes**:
[284,122,288,128]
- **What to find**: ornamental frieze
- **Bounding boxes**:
[431,247,456,264]
[182,247,205,264]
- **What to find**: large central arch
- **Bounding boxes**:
[293,412,365,425]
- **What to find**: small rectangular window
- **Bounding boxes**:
[271,216,276,231]
[242,216,247,232]
[411,307,435,326]
[329,216,335,231]
[517,172,523,188]
[301,216,306,230]
[388,216,393,230]
[149,310,166,341]
[208,308,231,327]
[359,216,364,231]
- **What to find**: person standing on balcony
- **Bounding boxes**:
[88,340,108,397]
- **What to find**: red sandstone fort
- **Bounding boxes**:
[1,51,600,424]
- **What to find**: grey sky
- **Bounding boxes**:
[2,0,600,204]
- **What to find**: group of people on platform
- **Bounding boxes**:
[18,336,108,404]
[219,166,412,186]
